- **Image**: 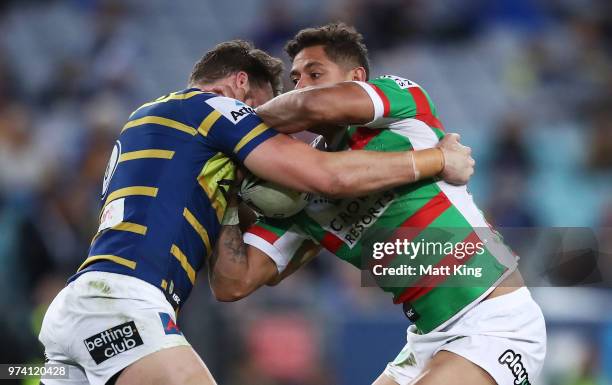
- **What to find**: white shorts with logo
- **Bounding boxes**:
[384,287,546,385]
[39,271,190,385]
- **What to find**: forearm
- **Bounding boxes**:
[209,205,277,301]
[267,241,320,286]
[322,147,445,197]
[255,89,314,133]
[255,83,372,135]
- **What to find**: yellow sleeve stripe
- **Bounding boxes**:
[119,149,175,162]
[129,91,203,118]
[112,222,148,235]
[197,110,222,137]
[121,116,197,136]
[170,244,197,284]
[130,91,203,117]
[233,123,270,153]
[77,254,137,272]
[183,208,212,256]
[105,186,158,207]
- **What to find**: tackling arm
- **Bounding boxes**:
[255,82,373,134]
[209,194,320,301]
[244,134,452,198]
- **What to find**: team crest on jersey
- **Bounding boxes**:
[205,96,255,124]
[381,75,415,89]
[102,140,121,196]
[98,198,125,233]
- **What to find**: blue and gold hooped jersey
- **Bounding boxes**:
[69,89,278,311]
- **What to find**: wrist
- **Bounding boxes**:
[411,148,445,181]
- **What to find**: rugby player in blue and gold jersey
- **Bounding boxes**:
[38,40,475,385]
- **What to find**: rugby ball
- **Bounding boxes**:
[240,175,310,218]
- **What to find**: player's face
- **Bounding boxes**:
[290,45,354,89]
[245,81,274,107]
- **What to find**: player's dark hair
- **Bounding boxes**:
[189,40,284,96]
[285,22,370,79]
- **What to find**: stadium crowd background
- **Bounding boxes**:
[0,0,611,384]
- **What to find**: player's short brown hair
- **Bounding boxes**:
[189,40,284,96]
[285,22,370,79]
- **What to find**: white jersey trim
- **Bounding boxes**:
[244,233,290,273]
[352,81,384,127]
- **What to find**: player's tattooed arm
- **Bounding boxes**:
[209,190,279,301]
[267,239,321,286]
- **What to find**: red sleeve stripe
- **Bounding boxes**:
[321,232,344,253]
[393,231,486,304]
[408,86,432,116]
[408,87,445,131]
[247,225,280,245]
[370,84,391,117]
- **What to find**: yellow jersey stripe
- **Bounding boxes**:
[183,208,212,256]
[105,186,158,207]
[234,123,270,153]
[161,279,168,290]
[121,116,197,136]
[131,91,203,116]
[170,245,196,284]
[198,176,225,223]
[78,255,137,272]
[112,222,148,235]
[119,149,175,162]
[197,110,222,136]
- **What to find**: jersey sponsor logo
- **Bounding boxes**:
[498,349,531,385]
[159,312,182,335]
[205,97,256,124]
[306,191,396,248]
[83,321,143,364]
[102,140,121,196]
[98,198,125,233]
[381,75,415,89]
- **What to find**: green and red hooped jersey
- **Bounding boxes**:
[244,75,518,334]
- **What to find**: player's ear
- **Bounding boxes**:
[350,67,367,82]
[235,71,249,90]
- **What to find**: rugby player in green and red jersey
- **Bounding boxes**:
[38,39,475,385]
[210,24,546,385]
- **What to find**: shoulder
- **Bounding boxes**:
[196,95,258,125]
[369,75,420,90]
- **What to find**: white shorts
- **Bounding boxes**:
[39,271,190,385]
[384,287,546,385]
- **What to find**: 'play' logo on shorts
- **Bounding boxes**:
[498,349,531,385]
[84,321,143,364]
[159,312,181,335]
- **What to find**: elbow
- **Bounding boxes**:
[210,279,253,302]
[212,289,243,302]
